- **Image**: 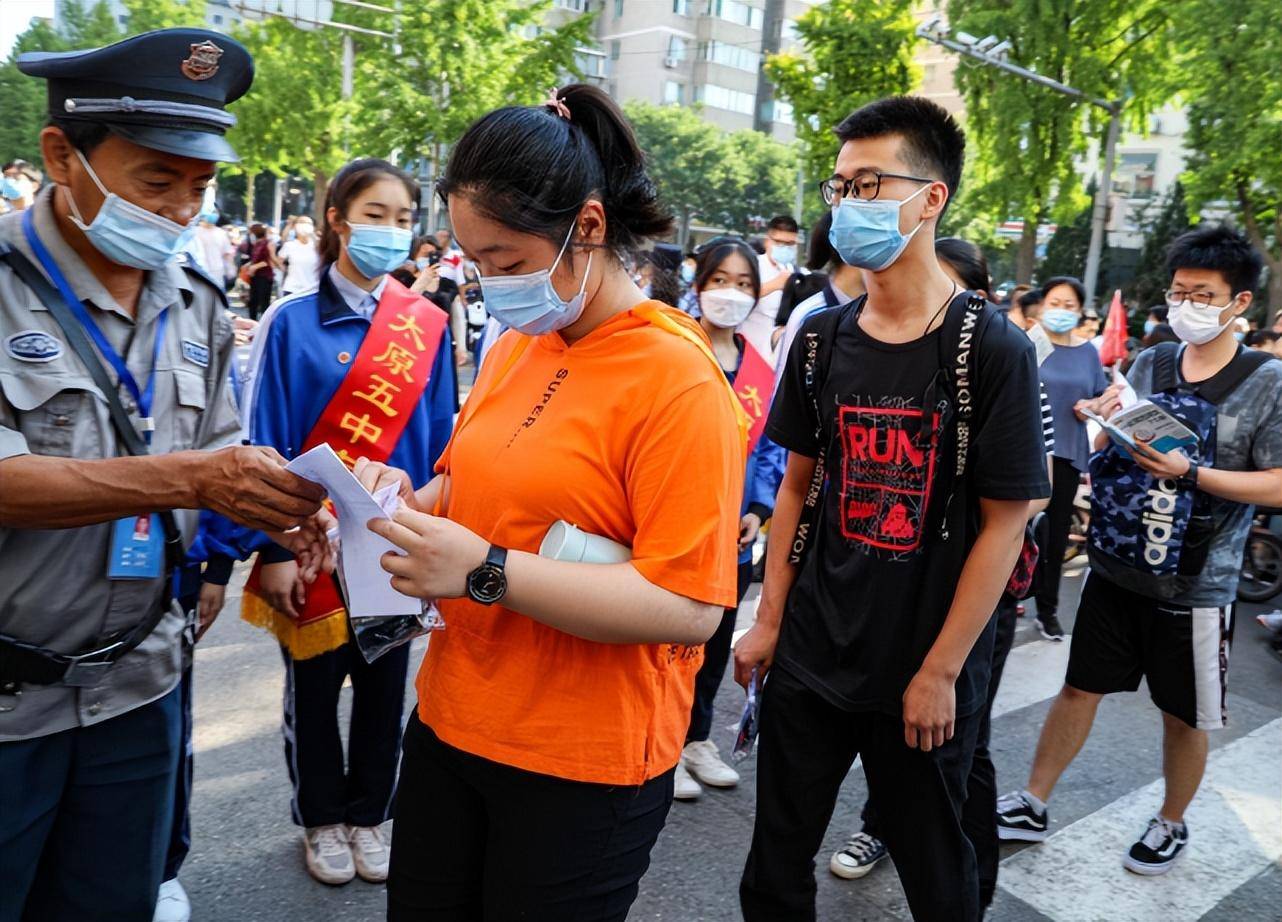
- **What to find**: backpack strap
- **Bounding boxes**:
[1150,341,1182,392]
[1193,346,1274,404]
[937,291,992,541]
[787,297,857,566]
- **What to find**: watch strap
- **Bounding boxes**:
[486,545,508,570]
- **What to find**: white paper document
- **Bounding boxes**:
[284,443,421,618]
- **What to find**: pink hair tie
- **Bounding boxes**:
[544,88,571,121]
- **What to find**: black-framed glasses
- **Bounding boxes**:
[1164,288,1236,308]
[819,169,935,206]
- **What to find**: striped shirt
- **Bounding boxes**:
[1039,381,1055,454]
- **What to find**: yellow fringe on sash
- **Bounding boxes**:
[240,587,349,660]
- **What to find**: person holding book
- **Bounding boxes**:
[997,225,1282,876]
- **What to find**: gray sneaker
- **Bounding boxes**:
[304,824,355,885]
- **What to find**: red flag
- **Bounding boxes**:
[1098,289,1129,367]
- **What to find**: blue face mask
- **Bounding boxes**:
[1,177,23,201]
[345,223,413,279]
[477,222,592,336]
[66,149,196,271]
[1233,330,1245,342]
[1144,318,1159,335]
[680,263,695,284]
[828,184,928,271]
[771,243,797,265]
[415,257,431,270]
[1041,308,1080,334]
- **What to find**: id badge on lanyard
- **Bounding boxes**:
[21,209,170,582]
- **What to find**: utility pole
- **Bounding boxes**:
[916,17,1123,310]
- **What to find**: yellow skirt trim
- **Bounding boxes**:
[240,588,348,660]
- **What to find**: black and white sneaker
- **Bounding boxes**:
[1037,611,1065,641]
[1123,816,1188,875]
[996,790,1049,842]
[829,831,887,880]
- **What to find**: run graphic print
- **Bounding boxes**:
[839,401,941,555]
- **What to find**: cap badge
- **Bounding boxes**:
[181,40,224,81]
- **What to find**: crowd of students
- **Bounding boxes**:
[2,25,1281,922]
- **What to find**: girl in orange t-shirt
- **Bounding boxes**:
[356,84,744,920]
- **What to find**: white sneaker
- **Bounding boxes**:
[304,824,356,885]
[682,739,740,788]
[673,759,702,800]
[349,824,390,883]
[153,878,191,922]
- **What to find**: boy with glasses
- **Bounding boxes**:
[735,96,1049,922]
[997,225,1282,875]
[740,214,801,360]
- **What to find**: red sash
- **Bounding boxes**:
[242,278,447,656]
[732,340,775,455]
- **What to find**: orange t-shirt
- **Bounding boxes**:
[416,303,744,785]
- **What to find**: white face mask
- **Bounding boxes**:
[1168,296,1238,345]
[699,287,756,328]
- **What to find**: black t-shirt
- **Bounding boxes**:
[766,294,1050,718]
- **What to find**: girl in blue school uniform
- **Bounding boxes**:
[238,158,456,887]
[675,237,786,801]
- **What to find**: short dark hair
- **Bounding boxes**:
[1041,276,1087,308]
[439,83,672,258]
[694,238,762,302]
[249,223,266,238]
[1148,305,1168,322]
[1018,288,1044,310]
[805,210,837,271]
[935,237,990,294]
[1166,224,1263,295]
[3,159,41,184]
[767,215,799,234]
[1246,329,1280,347]
[833,96,965,215]
[319,158,418,267]
[47,117,111,155]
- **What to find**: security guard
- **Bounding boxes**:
[0,29,329,921]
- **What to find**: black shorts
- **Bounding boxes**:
[1065,572,1234,730]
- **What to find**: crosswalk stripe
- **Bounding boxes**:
[991,636,1071,719]
[997,717,1282,922]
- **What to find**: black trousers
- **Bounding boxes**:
[741,666,981,922]
[387,716,674,921]
[247,274,274,319]
[687,560,753,743]
[862,595,1017,910]
[280,637,409,828]
[1034,456,1081,619]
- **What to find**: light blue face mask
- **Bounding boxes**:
[1144,318,1159,335]
[345,223,413,278]
[829,184,928,272]
[680,263,695,284]
[66,148,196,271]
[1,177,23,201]
[1041,308,1081,334]
[771,243,797,265]
[477,222,592,336]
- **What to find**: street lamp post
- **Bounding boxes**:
[916,17,1122,309]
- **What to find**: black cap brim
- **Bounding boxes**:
[106,122,239,163]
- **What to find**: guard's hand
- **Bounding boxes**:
[195,582,226,642]
[738,512,762,551]
[1126,438,1192,481]
[196,446,325,532]
[368,507,488,601]
[902,666,955,752]
[733,620,779,689]
[260,559,306,620]
[353,457,416,508]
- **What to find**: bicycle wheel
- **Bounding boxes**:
[1239,531,1282,603]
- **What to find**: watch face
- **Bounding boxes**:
[469,565,506,604]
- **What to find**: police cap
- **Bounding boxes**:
[17,28,253,164]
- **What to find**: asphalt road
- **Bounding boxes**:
[182,560,1282,921]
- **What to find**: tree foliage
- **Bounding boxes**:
[624,101,795,245]
[1124,182,1190,312]
[947,0,1178,283]
[1175,0,1282,320]
[764,0,918,222]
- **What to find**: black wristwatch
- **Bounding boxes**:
[466,545,508,605]
[1178,460,1200,491]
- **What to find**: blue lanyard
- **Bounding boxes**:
[22,208,169,440]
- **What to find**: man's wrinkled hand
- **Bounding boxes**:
[271,508,338,579]
[196,446,325,532]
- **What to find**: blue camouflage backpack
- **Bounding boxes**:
[1088,342,1271,599]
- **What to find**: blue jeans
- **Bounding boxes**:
[0,686,181,922]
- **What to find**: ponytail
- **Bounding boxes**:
[438,84,672,256]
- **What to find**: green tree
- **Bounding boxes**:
[703,128,798,236]
[947,0,1178,285]
[1176,0,1282,322]
[1125,182,1190,315]
[764,0,918,221]
[624,101,727,246]
[358,0,594,217]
